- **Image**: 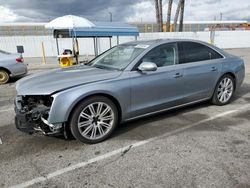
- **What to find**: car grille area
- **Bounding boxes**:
[14,95,54,134]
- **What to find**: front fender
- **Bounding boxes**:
[48,77,130,124]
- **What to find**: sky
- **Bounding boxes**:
[0,0,249,23]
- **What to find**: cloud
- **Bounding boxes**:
[0,0,249,23]
[185,0,250,21]
[0,6,18,22]
[0,0,144,22]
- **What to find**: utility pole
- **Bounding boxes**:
[109,12,112,22]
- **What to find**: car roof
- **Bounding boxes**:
[122,39,164,46]
[122,39,211,46]
[122,39,227,57]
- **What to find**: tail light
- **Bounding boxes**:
[16,57,23,63]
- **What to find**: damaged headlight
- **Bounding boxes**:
[20,96,52,117]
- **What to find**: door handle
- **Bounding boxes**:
[174,73,183,78]
[211,67,218,71]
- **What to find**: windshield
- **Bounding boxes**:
[88,44,147,70]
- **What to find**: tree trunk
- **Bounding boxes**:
[159,0,163,32]
[179,0,185,32]
[154,0,160,32]
[166,0,173,32]
[173,0,181,32]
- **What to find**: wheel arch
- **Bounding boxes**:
[67,93,122,124]
[211,72,236,105]
[220,72,237,90]
[0,67,11,75]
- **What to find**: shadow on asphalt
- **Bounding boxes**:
[111,101,211,140]
[8,75,24,84]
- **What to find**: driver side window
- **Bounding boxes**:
[142,43,178,68]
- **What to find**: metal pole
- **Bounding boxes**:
[72,35,74,54]
[109,12,112,22]
[93,37,97,56]
[96,37,99,55]
[117,36,119,45]
[75,37,79,64]
[55,37,59,55]
[109,37,112,48]
[41,42,46,64]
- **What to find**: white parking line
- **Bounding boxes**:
[0,108,13,113]
[10,104,250,188]
[0,137,2,144]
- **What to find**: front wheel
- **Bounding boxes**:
[212,74,235,105]
[69,96,118,144]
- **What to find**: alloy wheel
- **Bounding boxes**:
[77,102,114,140]
[217,77,234,103]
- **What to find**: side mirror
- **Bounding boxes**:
[138,62,157,72]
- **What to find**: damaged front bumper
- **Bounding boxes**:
[14,95,63,136]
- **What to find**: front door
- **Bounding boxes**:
[128,42,185,118]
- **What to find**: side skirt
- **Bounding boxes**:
[124,97,210,122]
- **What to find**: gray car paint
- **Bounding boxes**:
[16,65,122,95]
[0,51,27,77]
[15,39,245,125]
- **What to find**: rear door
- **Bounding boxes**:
[177,41,223,102]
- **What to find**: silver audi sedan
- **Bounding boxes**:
[0,49,27,84]
[15,39,245,144]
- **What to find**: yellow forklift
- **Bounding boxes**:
[57,37,79,68]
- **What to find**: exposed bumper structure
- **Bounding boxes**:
[15,108,35,133]
[14,95,63,135]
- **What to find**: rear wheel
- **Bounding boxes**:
[0,69,10,84]
[69,96,118,144]
[212,74,235,105]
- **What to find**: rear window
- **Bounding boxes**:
[178,42,223,64]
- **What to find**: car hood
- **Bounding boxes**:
[16,65,122,95]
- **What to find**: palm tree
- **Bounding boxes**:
[179,0,185,32]
[154,0,160,32]
[166,0,173,32]
[173,0,181,31]
[159,0,163,32]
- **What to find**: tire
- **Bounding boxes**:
[211,74,235,105]
[0,69,10,84]
[69,96,118,144]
